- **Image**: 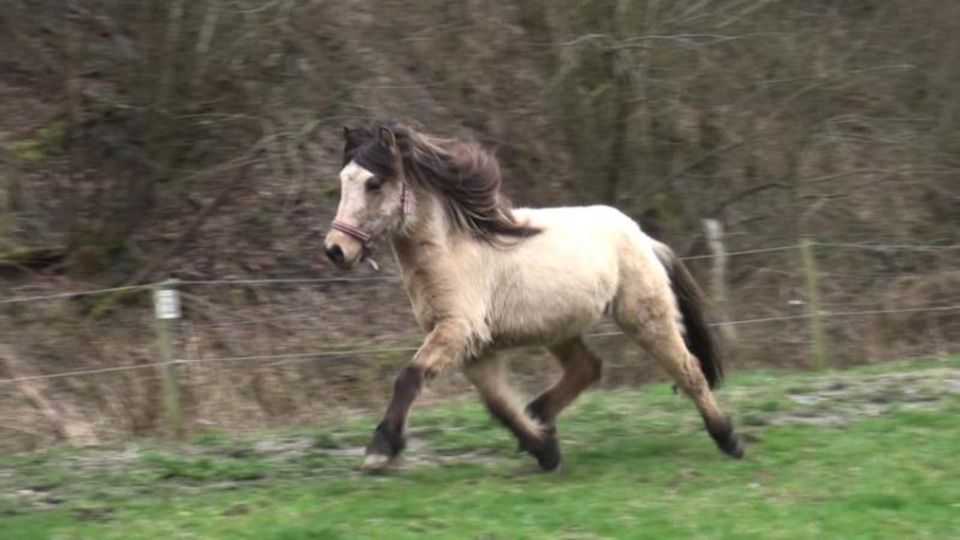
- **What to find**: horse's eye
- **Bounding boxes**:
[365,177,383,193]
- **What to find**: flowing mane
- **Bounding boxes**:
[344,121,540,243]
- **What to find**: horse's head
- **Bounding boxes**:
[324,125,411,269]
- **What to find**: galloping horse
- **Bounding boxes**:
[324,122,744,471]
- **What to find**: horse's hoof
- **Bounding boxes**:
[530,430,562,472]
[721,435,745,459]
[707,416,744,459]
[363,421,405,470]
[361,452,393,472]
[534,439,562,472]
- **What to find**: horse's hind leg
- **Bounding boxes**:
[464,354,562,471]
[525,337,602,426]
[614,291,744,458]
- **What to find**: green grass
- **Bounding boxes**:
[2,356,959,539]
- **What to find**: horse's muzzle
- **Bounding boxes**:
[325,244,346,266]
[324,228,365,269]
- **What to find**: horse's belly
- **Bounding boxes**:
[488,283,611,346]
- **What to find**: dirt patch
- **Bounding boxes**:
[754,368,960,428]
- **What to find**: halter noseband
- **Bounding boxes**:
[331,183,413,245]
[330,220,372,243]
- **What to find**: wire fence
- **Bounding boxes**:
[1,239,958,443]
[3,240,959,377]
[3,240,958,305]
[2,303,958,385]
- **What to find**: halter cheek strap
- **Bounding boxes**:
[331,183,413,245]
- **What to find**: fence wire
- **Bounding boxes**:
[2,303,956,385]
[3,239,957,305]
[2,239,957,388]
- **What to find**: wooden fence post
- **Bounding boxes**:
[153,278,184,439]
[703,219,737,345]
[800,239,826,370]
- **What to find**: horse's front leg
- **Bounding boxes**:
[363,320,472,470]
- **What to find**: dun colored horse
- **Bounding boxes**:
[324,122,743,471]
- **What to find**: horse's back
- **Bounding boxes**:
[516,204,642,240]
[514,204,654,264]
[482,205,656,345]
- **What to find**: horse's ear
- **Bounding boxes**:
[343,126,361,154]
[378,126,398,151]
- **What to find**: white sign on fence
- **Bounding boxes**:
[153,288,181,320]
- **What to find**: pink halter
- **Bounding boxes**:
[331,183,413,245]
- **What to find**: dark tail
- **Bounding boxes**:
[655,245,723,388]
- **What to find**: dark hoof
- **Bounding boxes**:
[521,428,562,472]
[719,434,744,459]
[362,422,405,471]
[707,416,745,460]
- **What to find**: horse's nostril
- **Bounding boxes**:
[326,244,345,265]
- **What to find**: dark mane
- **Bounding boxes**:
[344,121,540,244]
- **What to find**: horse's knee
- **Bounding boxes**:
[410,320,474,378]
[393,364,426,396]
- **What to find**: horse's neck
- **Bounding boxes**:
[389,191,455,274]
[389,192,467,329]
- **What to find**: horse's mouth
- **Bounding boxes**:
[332,244,374,271]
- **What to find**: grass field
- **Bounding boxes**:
[3,356,959,539]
